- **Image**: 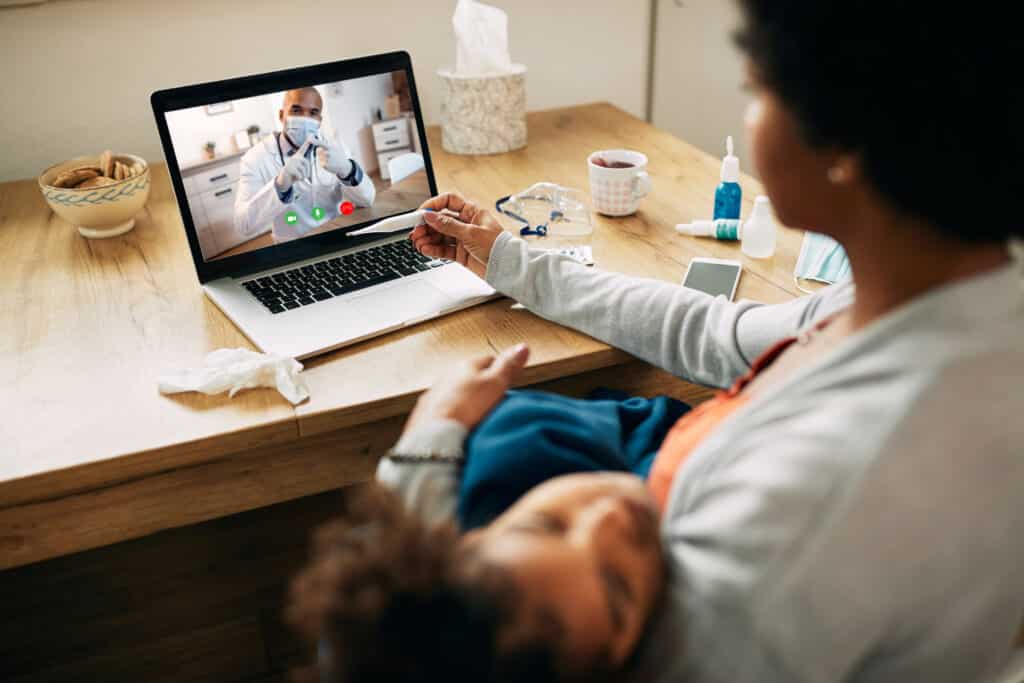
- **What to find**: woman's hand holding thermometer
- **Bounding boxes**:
[346,193,504,279]
[408,193,505,279]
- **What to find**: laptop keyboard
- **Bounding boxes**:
[241,238,446,314]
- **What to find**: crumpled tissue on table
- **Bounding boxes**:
[157,348,310,405]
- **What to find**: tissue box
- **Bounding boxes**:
[437,65,527,155]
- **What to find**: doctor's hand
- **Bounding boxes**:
[410,193,503,279]
[316,138,354,179]
[402,343,530,435]
[275,139,314,194]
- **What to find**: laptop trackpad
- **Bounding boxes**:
[356,279,453,328]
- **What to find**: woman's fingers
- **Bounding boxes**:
[423,193,484,226]
[423,211,475,241]
[411,230,444,250]
[420,192,463,212]
[419,242,457,260]
[420,192,479,223]
[410,225,456,260]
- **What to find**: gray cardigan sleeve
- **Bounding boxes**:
[485,231,855,388]
[378,232,855,522]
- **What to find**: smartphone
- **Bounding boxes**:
[682,257,743,300]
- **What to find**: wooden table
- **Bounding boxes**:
[0,103,805,572]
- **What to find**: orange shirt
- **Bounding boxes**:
[647,335,800,511]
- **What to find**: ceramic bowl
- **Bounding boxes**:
[38,153,151,239]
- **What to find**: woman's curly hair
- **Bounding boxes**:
[735,0,1022,243]
[285,484,590,683]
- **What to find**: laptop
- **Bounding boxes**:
[151,51,495,360]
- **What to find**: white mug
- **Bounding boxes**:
[587,150,653,217]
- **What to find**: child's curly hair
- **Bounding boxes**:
[285,484,591,683]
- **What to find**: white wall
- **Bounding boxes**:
[166,94,279,168]
[0,0,651,182]
[651,0,754,173]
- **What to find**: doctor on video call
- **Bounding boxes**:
[234,87,376,244]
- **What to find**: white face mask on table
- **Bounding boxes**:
[794,232,852,293]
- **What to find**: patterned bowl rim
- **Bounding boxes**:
[38,153,149,192]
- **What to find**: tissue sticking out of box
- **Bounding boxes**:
[439,0,527,155]
[454,0,513,76]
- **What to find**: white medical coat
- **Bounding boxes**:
[234,133,376,243]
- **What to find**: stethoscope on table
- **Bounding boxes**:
[495,194,561,237]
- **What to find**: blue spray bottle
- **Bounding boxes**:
[713,136,742,221]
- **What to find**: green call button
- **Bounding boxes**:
[285,211,298,225]
[311,206,325,221]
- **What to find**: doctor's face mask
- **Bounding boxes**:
[284,116,320,148]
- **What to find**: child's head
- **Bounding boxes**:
[287,472,667,682]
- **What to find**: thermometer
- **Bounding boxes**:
[347,209,436,236]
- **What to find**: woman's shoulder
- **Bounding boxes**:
[705,331,1022,486]
[662,344,1023,682]
[666,315,1023,548]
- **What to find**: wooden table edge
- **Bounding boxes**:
[0,357,713,571]
[295,345,634,437]
[0,416,299,510]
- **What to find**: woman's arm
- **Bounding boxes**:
[485,231,855,388]
[411,193,854,388]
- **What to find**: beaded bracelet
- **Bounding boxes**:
[384,449,464,464]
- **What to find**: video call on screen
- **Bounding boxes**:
[165,70,429,262]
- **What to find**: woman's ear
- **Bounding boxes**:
[826,154,861,186]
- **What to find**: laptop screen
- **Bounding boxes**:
[163,70,430,263]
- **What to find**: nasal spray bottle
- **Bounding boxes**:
[713,136,742,220]
[675,218,742,240]
[675,195,778,259]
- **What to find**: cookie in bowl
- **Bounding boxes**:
[38,150,151,239]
